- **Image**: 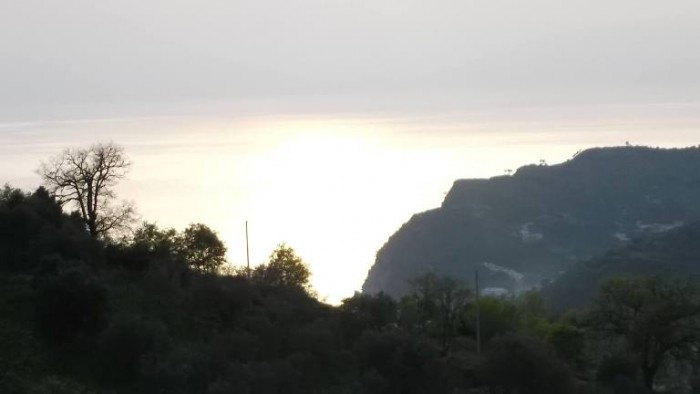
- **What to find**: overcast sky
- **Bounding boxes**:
[2,0,699,121]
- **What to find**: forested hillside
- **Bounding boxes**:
[364,146,700,297]
[5,145,700,393]
[543,222,700,310]
[0,185,579,393]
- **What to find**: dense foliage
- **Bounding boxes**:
[252,243,312,292]
[4,160,700,392]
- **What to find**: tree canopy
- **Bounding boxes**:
[253,243,312,292]
[589,277,700,389]
[179,223,227,273]
[38,142,135,238]
[109,221,227,274]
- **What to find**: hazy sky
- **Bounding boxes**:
[2,1,700,302]
[2,0,700,119]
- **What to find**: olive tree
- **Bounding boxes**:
[589,277,700,389]
[38,142,134,238]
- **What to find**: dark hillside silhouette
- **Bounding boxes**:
[543,221,700,310]
[364,146,700,297]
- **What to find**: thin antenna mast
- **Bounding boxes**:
[245,220,250,278]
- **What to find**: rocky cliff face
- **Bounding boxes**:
[362,146,700,298]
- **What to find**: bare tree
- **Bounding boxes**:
[38,142,135,238]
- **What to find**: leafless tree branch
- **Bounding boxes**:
[37,142,135,238]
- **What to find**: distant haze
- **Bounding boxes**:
[2,0,699,118]
[1,0,699,302]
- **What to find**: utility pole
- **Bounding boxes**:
[475,269,481,355]
[245,220,251,278]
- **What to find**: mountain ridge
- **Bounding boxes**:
[363,145,700,297]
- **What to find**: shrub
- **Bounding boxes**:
[35,269,108,343]
[479,334,576,394]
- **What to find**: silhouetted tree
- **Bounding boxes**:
[179,223,227,273]
[353,330,442,394]
[35,268,108,343]
[106,221,182,272]
[546,322,586,369]
[515,290,551,336]
[38,142,134,238]
[0,186,96,272]
[462,296,518,343]
[253,244,312,292]
[589,277,700,389]
[339,292,397,342]
[132,222,179,255]
[401,272,471,352]
[596,355,646,393]
[98,314,170,384]
[479,334,575,394]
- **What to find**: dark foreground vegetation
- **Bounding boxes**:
[4,189,700,394]
[3,144,700,393]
